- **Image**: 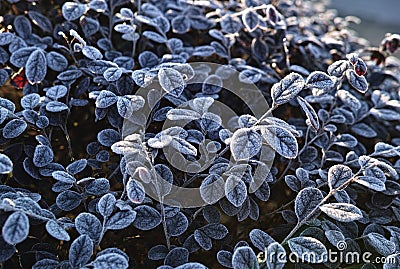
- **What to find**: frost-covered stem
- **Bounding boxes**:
[120,173,129,199]
[60,124,73,161]
[160,198,171,250]
[254,105,278,126]
[108,166,120,180]
[109,0,114,41]
[282,36,291,69]
[131,0,141,57]
[281,194,331,245]
[281,169,363,245]
[96,217,108,249]
[266,199,294,216]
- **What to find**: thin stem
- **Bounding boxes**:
[281,169,364,245]
[60,124,73,161]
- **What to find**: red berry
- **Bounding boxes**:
[354,59,367,76]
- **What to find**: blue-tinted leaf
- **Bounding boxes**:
[297,96,319,131]
[133,205,161,230]
[143,31,167,43]
[104,67,122,82]
[230,128,262,161]
[239,69,262,83]
[153,16,170,33]
[52,171,76,184]
[69,235,93,268]
[114,56,134,70]
[306,71,335,92]
[259,125,298,158]
[66,159,87,175]
[10,47,38,67]
[85,178,110,196]
[0,237,15,262]
[158,68,185,97]
[337,89,361,111]
[175,263,207,269]
[354,176,385,191]
[346,69,368,93]
[202,75,223,95]
[98,129,120,147]
[117,95,145,119]
[3,119,27,139]
[96,90,118,108]
[26,49,47,84]
[21,93,40,109]
[324,230,345,247]
[272,73,305,105]
[148,245,168,260]
[88,60,117,74]
[96,150,109,162]
[328,164,353,190]
[45,220,70,241]
[288,237,327,263]
[166,212,188,236]
[194,229,212,250]
[81,16,100,37]
[220,15,242,34]
[82,46,103,60]
[46,101,69,112]
[138,51,158,68]
[75,213,102,241]
[351,123,377,138]
[46,51,68,72]
[2,211,29,244]
[127,178,145,204]
[0,33,14,45]
[327,60,349,77]
[225,175,247,207]
[201,223,228,240]
[242,10,259,32]
[232,246,259,269]
[0,97,15,113]
[164,247,189,267]
[0,153,13,174]
[192,46,215,57]
[93,253,129,269]
[370,108,400,121]
[114,24,134,34]
[97,193,116,217]
[172,16,190,34]
[62,2,87,21]
[0,69,8,86]
[295,187,324,222]
[33,145,54,168]
[319,203,363,222]
[45,85,68,100]
[200,174,225,205]
[14,16,32,38]
[249,229,275,251]
[266,242,286,269]
[106,210,136,230]
[217,250,233,268]
[365,233,396,256]
[56,190,82,211]
[57,70,82,81]
[32,258,60,269]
